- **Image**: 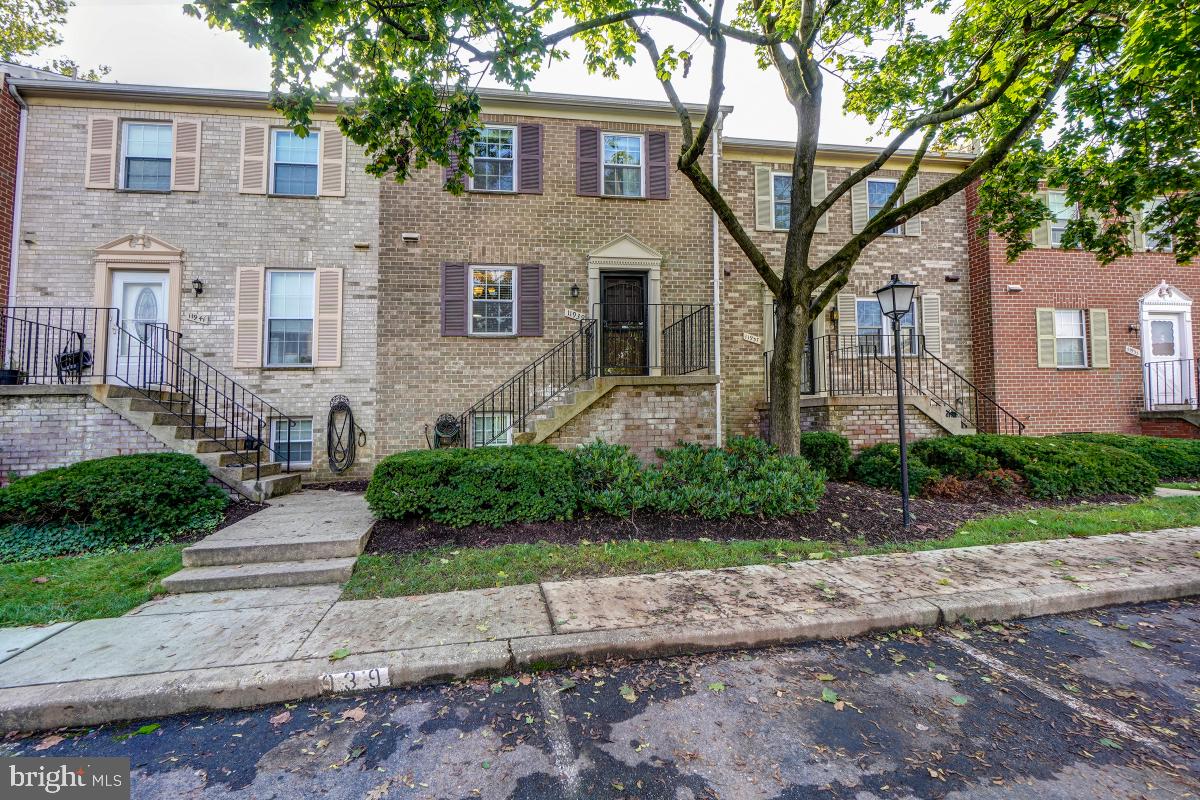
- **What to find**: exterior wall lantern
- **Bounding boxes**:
[874,273,919,528]
[191,278,205,296]
[570,283,581,299]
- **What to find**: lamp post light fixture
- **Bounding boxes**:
[874,273,919,528]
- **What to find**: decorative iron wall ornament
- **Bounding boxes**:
[327,395,367,473]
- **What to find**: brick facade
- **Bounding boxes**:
[11,91,379,479]
[375,105,716,457]
[796,398,948,451]
[0,72,20,313]
[719,142,973,444]
[965,180,1193,436]
[0,387,168,481]
[544,380,718,462]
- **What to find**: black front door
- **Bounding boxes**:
[599,273,648,375]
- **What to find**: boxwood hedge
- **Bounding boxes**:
[1055,433,1200,481]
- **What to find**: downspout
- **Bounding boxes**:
[711,111,725,446]
[6,77,26,313]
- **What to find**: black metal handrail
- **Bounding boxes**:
[2,307,115,384]
[593,303,714,376]
[764,334,1024,435]
[109,321,296,479]
[461,319,597,447]
[1143,358,1199,411]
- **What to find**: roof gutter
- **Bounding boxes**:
[711,111,725,446]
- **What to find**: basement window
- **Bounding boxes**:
[473,412,512,446]
[272,418,313,465]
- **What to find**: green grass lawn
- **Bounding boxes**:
[0,545,183,627]
[1160,481,1200,491]
[343,495,1200,599]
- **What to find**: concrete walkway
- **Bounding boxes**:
[161,490,373,593]
[1,527,1198,731]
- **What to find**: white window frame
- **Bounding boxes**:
[269,128,320,197]
[866,178,903,235]
[469,125,518,193]
[771,171,791,231]
[1053,308,1088,368]
[601,132,645,198]
[272,417,314,466]
[468,266,518,337]
[1142,199,1174,253]
[120,120,173,192]
[264,269,316,367]
[1047,190,1076,248]
[856,297,919,356]
[473,411,513,446]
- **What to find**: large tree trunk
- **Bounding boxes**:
[768,300,810,455]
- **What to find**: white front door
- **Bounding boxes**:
[1145,312,1191,407]
[109,270,170,384]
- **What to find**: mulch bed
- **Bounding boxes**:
[367,481,1137,557]
[305,479,369,492]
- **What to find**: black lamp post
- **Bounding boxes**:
[874,273,919,527]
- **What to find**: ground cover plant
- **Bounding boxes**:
[0,453,228,563]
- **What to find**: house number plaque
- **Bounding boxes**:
[319,666,391,693]
[185,311,211,325]
[564,308,587,321]
[743,332,763,345]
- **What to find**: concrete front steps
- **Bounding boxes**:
[161,490,373,593]
[94,385,302,502]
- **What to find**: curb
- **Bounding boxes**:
[2,572,1197,733]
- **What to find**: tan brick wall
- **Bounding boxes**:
[719,158,972,441]
[795,398,947,451]
[376,113,715,456]
[13,102,379,479]
[0,388,169,482]
[544,381,717,462]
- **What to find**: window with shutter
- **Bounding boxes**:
[646,131,669,199]
[239,123,269,195]
[233,266,265,367]
[318,124,347,197]
[441,263,469,336]
[576,127,601,196]
[517,124,543,194]
[314,268,343,366]
[85,115,119,190]
[171,119,202,192]
[517,264,544,336]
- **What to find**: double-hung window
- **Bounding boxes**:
[471,126,516,192]
[772,173,791,229]
[1047,191,1076,247]
[473,412,513,446]
[272,418,313,465]
[1142,199,1174,252]
[271,129,320,196]
[122,122,172,191]
[866,179,902,235]
[265,270,315,366]
[470,267,516,335]
[1054,309,1087,367]
[602,133,643,197]
[856,298,918,355]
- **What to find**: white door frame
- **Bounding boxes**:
[1140,282,1195,409]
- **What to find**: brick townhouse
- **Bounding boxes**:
[3,72,1189,491]
[967,182,1195,437]
[2,76,379,493]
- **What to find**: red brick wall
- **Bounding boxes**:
[966,179,1192,435]
[0,73,20,311]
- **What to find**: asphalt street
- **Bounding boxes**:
[4,598,1198,799]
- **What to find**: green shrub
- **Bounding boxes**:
[648,438,826,519]
[798,431,852,480]
[904,434,1158,499]
[573,441,656,517]
[367,445,579,527]
[850,443,942,495]
[0,453,227,559]
[1055,433,1200,480]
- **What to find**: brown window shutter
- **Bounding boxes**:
[85,115,118,189]
[646,131,670,199]
[318,124,347,197]
[170,119,202,192]
[313,267,343,367]
[517,124,543,194]
[239,122,269,194]
[517,264,544,337]
[441,263,469,336]
[234,266,265,367]
[576,127,601,196]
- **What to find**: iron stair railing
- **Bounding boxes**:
[460,319,597,447]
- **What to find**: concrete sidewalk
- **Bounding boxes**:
[2,527,1199,731]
